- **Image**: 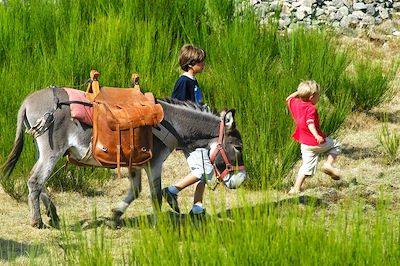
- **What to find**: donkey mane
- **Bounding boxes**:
[157,98,219,116]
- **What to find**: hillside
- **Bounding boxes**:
[0,35,399,263]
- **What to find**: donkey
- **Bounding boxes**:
[1,87,246,228]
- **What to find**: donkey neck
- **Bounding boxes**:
[159,100,220,150]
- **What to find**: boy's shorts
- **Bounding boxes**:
[298,137,341,176]
[184,148,214,182]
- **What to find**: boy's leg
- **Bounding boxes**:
[289,173,307,194]
[163,148,212,213]
[289,144,318,194]
[173,174,200,190]
[193,182,205,204]
[322,153,341,180]
[163,173,199,213]
[318,137,341,180]
[190,182,206,215]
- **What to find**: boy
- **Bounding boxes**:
[162,44,212,217]
[286,80,341,195]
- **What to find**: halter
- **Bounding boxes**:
[209,119,246,182]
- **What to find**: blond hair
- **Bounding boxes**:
[178,44,206,71]
[297,80,320,101]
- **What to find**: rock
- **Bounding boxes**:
[295,6,312,20]
[377,6,389,19]
[252,0,396,38]
[353,3,367,11]
[331,0,345,8]
[335,6,349,20]
[365,4,376,16]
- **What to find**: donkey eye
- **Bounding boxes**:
[233,146,242,152]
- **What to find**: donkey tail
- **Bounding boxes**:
[1,103,26,178]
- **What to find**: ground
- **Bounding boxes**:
[0,35,399,263]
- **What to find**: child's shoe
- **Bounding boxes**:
[162,187,180,213]
[322,164,342,180]
[189,209,206,222]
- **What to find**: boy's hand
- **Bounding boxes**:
[315,135,325,144]
[286,91,299,102]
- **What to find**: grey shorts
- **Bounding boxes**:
[299,137,341,176]
[184,148,214,182]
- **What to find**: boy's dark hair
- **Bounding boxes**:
[179,44,206,71]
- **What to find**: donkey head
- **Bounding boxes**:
[209,109,246,189]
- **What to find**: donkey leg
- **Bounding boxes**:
[27,155,60,228]
[40,188,60,228]
[145,164,162,213]
[111,169,142,222]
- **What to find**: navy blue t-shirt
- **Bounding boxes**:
[171,75,203,105]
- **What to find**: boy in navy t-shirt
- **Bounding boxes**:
[163,44,212,217]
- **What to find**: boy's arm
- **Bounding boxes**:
[286,91,299,102]
[308,123,324,144]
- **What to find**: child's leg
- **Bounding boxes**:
[289,173,307,194]
[191,182,206,214]
[320,137,341,180]
[193,182,205,204]
[172,173,200,191]
[322,153,341,180]
[289,144,318,194]
[325,153,337,167]
[163,148,212,213]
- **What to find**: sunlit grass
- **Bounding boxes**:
[53,197,400,265]
[0,0,395,193]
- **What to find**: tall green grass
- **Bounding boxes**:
[0,0,396,195]
[54,197,399,265]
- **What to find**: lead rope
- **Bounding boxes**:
[204,150,219,191]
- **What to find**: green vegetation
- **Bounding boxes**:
[377,114,400,164]
[54,197,399,265]
[0,0,399,264]
[1,0,394,194]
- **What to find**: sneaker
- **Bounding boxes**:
[162,187,180,213]
[322,164,341,180]
[189,209,206,221]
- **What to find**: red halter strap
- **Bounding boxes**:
[209,120,246,182]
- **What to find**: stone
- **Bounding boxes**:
[353,10,366,20]
[336,6,349,20]
[295,6,312,20]
[365,4,376,16]
[298,0,315,8]
[353,3,368,11]
[331,0,344,8]
[377,6,389,19]
[361,15,376,27]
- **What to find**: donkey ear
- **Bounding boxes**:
[220,109,227,118]
[224,109,236,130]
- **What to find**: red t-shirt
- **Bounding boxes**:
[287,97,325,146]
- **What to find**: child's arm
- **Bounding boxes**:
[308,123,324,144]
[286,91,299,102]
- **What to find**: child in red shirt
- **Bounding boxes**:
[286,80,341,195]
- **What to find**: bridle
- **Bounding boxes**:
[209,119,246,182]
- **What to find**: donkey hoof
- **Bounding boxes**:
[110,209,123,229]
[48,218,60,229]
[111,209,123,220]
[31,220,44,229]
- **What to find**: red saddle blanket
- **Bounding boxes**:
[64,88,93,125]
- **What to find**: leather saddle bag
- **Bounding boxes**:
[92,86,164,175]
